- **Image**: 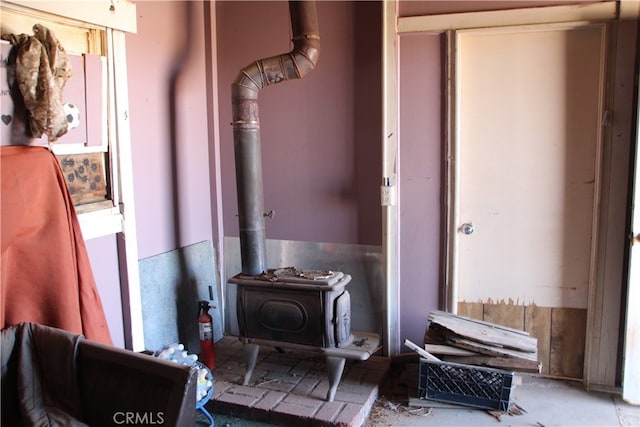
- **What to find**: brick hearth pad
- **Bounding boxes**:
[203,336,389,427]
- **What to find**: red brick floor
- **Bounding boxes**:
[204,336,389,427]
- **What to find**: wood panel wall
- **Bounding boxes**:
[458,302,587,379]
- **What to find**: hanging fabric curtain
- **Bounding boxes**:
[1,145,112,345]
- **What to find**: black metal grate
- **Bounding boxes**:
[418,359,514,411]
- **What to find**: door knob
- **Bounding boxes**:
[460,222,474,235]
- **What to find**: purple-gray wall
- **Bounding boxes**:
[398,33,443,345]
[216,1,382,246]
[86,235,124,346]
[126,1,213,259]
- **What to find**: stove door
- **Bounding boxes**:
[238,286,325,347]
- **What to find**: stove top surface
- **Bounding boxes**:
[230,266,348,288]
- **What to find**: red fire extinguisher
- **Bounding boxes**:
[198,300,216,370]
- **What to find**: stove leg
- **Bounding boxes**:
[326,356,345,402]
[242,343,260,386]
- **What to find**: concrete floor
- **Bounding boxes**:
[369,372,640,427]
[201,354,639,427]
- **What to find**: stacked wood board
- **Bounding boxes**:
[424,310,542,373]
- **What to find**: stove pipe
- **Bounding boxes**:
[232,1,320,276]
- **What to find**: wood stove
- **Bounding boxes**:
[229,267,380,402]
[231,268,352,348]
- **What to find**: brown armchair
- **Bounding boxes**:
[1,323,197,427]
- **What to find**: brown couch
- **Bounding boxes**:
[1,323,197,426]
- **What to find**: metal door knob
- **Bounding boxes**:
[461,223,474,235]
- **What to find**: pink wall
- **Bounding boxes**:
[85,235,125,347]
[125,1,214,259]
[398,33,444,348]
[216,1,382,246]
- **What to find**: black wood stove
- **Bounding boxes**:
[231,268,352,348]
[229,268,379,401]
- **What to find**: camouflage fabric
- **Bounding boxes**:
[2,24,72,142]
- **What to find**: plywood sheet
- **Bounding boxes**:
[483,303,525,330]
[550,308,587,378]
[457,302,483,320]
[525,305,552,375]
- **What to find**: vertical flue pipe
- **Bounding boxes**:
[232,1,320,276]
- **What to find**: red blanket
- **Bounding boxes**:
[1,146,112,345]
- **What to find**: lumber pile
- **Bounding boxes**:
[424,310,542,373]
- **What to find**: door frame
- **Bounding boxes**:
[451,22,607,311]
[386,0,638,393]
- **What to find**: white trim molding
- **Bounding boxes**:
[382,0,400,357]
[5,0,137,33]
[398,1,617,33]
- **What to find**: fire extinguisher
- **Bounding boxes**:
[197,300,216,370]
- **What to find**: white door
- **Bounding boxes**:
[622,76,640,405]
[455,24,606,309]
